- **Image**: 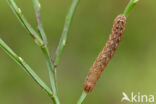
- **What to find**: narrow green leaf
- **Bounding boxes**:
[54,0,80,67]
[0,38,53,98]
[33,0,47,44]
[124,0,139,17]
[7,0,44,46]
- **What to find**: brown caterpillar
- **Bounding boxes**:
[83,14,127,93]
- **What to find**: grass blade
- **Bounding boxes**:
[124,0,139,17]
[77,91,87,104]
[0,38,54,100]
[53,0,80,67]
[41,46,60,104]
[7,0,44,46]
[33,0,60,103]
[33,0,47,44]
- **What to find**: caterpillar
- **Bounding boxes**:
[83,14,127,93]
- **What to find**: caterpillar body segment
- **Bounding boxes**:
[84,14,127,93]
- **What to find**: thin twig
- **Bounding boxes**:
[41,47,60,104]
[33,0,60,103]
[7,0,60,103]
[77,91,87,104]
[7,0,44,47]
[124,0,139,17]
[77,0,139,103]
[53,0,80,68]
[33,0,47,44]
[0,38,53,99]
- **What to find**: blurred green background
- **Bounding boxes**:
[0,0,156,104]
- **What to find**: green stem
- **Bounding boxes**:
[33,0,60,103]
[7,0,44,46]
[7,0,60,103]
[53,0,80,67]
[33,0,47,44]
[124,0,139,17]
[41,46,60,104]
[77,91,87,104]
[0,38,53,99]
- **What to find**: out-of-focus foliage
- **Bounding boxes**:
[0,0,156,104]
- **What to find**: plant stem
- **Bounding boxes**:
[33,0,47,44]
[41,46,60,104]
[0,38,53,99]
[124,0,139,17]
[6,0,60,103]
[7,0,44,47]
[77,91,87,104]
[53,0,80,68]
[33,0,60,103]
